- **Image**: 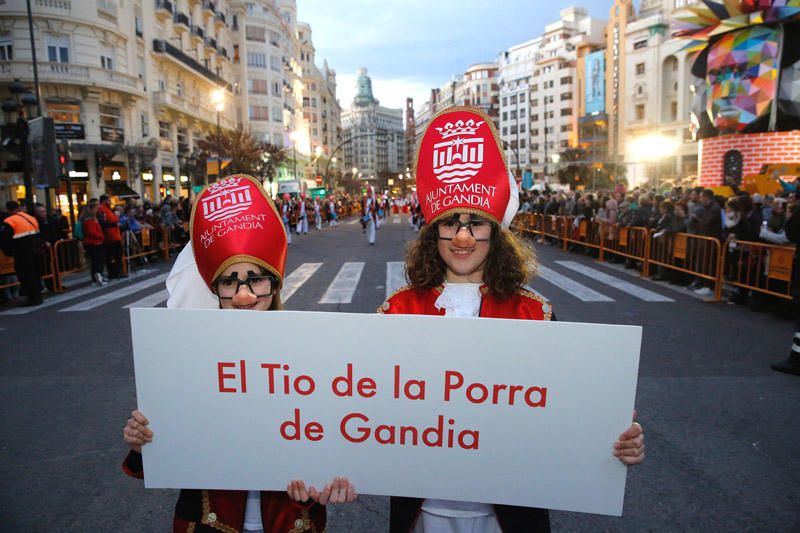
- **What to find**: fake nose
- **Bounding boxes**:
[452,225,475,246]
[232,284,258,306]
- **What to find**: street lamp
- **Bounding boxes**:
[627,134,679,190]
[314,145,322,176]
[211,88,224,183]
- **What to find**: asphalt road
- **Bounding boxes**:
[1,214,798,532]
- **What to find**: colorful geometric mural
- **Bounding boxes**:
[672,0,800,139]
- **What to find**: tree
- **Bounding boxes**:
[196,125,280,177]
[256,142,288,184]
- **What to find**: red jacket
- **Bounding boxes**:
[122,451,325,533]
[82,218,104,246]
[379,284,553,320]
[380,284,553,533]
[97,203,121,242]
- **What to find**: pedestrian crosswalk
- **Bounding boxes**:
[0,258,684,315]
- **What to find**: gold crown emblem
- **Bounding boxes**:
[435,119,485,139]
[207,176,244,194]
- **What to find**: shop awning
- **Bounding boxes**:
[105,181,140,198]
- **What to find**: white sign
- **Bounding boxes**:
[130,309,641,516]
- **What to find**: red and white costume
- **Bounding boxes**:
[123,175,323,533]
[381,107,553,532]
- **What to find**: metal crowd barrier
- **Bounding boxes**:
[511,214,800,302]
[53,239,84,291]
[0,243,58,293]
[122,229,162,274]
[649,231,724,300]
[722,238,794,300]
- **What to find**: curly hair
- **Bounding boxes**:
[405,222,537,299]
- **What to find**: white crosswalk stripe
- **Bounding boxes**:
[392,217,401,224]
[124,289,170,309]
[60,274,170,312]
[386,262,406,300]
[348,218,360,225]
[0,270,156,315]
[555,261,674,302]
[319,262,364,304]
[282,263,322,303]
[536,265,614,302]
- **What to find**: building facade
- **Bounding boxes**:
[341,68,405,191]
[0,0,341,209]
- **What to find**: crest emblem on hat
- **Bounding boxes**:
[201,177,254,222]
[432,119,485,184]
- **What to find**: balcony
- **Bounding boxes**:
[215,12,226,28]
[96,0,117,20]
[154,0,173,21]
[153,90,233,127]
[216,47,228,60]
[0,60,144,98]
[191,25,205,45]
[202,0,215,18]
[34,0,72,14]
[173,12,190,34]
[204,38,216,58]
[152,39,231,91]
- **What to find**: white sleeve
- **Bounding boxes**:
[166,243,219,309]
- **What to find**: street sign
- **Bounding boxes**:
[309,187,326,199]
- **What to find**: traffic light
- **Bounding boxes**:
[56,141,72,178]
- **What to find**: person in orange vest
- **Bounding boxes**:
[97,194,123,278]
[0,201,44,306]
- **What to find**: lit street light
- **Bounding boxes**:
[628,134,679,190]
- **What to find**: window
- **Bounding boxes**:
[135,13,143,38]
[635,104,645,120]
[99,104,121,127]
[670,101,678,121]
[0,39,12,61]
[46,101,81,123]
[270,56,281,71]
[502,127,508,136]
[531,129,539,136]
[531,84,538,92]
[177,127,188,153]
[270,30,280,47]
[636,63,645,75]
[531,114,539,122]
[272,106,282,123]
[311,97,317,108]
[519,123,526,133]
[510,125,517,135]
[519,108,526,118]
[47,35,70,63]
[510,110,517,120]
[249,105,269,120]
[509,95,517,105]
[159,120,171,139]
[246,26,266,42]
[502,96,507,106]
[531,98,538,106]
[634,40,647,50]
[141,112,149,137]
[560,108,572,117]
[531,143,539,150]
[272,81,280,96]
[561,124,571,132]
[176,81,182,97]
[545,80,554,89]
[247,52,267,67]
[248,79,268,94]
[560,92,572,101]
[560,140,569,148]
[547,111,554,119]
[303,97,311,108]
[560,76,572,85]
[502,111,508,121]
[520,139,526,149]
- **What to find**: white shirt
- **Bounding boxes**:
[418,282,501,533]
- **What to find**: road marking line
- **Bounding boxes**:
[348,218,360,225]
[1,280,119,315]
[282,263,322,303]
[319,262,364,304]
[124,289,170,308]
[386,261,406,300]
[393,217,400,224]
[536,265,614,302]
[555,261,674,302]
[59,274,170,312]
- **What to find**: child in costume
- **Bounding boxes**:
[122,175,355,533]
[379,108,645,532]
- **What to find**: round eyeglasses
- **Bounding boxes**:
[437,215,492,241]
[215,274,276,299]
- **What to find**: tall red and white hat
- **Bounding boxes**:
[415,106,518,227]
[190,174,287,290]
